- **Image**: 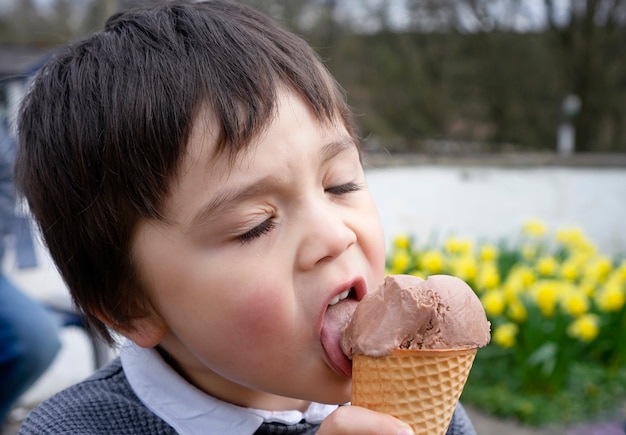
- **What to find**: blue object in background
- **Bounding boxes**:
[13,215,37,270]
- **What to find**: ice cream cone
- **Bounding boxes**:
[351,348,477,435]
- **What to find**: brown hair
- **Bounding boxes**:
[16,0,356,344]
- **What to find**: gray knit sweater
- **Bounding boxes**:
[18,358,476,434]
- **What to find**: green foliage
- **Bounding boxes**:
[327,31,573,152]
[464,359,626,426]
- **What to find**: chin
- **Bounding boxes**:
[309,383,351,405]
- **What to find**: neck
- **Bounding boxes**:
[157,345,310,412]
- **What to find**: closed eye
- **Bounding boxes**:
[238,218,276,244]
[325,182,362,195]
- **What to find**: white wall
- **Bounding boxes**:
[366,166,626,256]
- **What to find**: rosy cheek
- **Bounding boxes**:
[233,284,289,344]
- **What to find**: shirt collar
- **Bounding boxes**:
[120,340,338,434]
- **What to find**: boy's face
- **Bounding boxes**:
[131,90,386,409]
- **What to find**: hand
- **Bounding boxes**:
[318,405,414,435]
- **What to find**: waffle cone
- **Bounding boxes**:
[351,348,477,435]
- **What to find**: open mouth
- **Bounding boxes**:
[321,286,360,378]
[328,287,356,306]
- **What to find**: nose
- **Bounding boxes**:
[296,201,357,270]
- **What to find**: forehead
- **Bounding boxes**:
[180,91,354,181]
[157,91,358,229]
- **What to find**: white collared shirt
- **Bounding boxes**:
[121,341,339,434]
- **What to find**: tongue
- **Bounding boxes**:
[321,299,358,377]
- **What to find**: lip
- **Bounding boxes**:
[319,276,367,326]
[319,276,367,377]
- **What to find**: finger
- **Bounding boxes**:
[318,405,414,435]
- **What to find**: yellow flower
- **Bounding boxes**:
[511,266,537,287]
[493,323,519,348]
[445,237,473,256]
[523,219,547,237]
[578,278,596,297]
[507,299,528,322]
[521,244,538,261]
[556,227,585,246]
[516,265,537,288]
[502,266,535,297]
[419,250,445,274]
[477,262,500,290]
[596,282,625,312]
[482,290,506,317]
[480,244,498,262]
[393,235,411,250]
[390,250,411,274]
[450,255,478,281]
[536,256,558,276]
[567,314,600,342]
[561,290,589,317]
[556,227,596,254]
[606,270,626,287]
[583,256,613,283]
[559,260,579,281]
[595,256,613,277]
[532,281,559,317]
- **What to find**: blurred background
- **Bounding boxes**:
[1,1,625,434]
[2,0,625,251]
[1,0,625,154]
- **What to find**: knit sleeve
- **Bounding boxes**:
[445,402,477,435]
[18,359,177,435]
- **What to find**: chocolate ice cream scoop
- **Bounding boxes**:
[341,274,491,358]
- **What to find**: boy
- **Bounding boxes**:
[15,1,476,434]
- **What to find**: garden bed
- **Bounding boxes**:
[387,220,626,427]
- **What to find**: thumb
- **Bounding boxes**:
[318,405,414,435]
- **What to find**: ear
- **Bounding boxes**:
[119,316,168,348]
[94,311,168,349]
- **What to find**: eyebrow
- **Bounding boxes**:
[187,138,358,231]
[319,138,358,163]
